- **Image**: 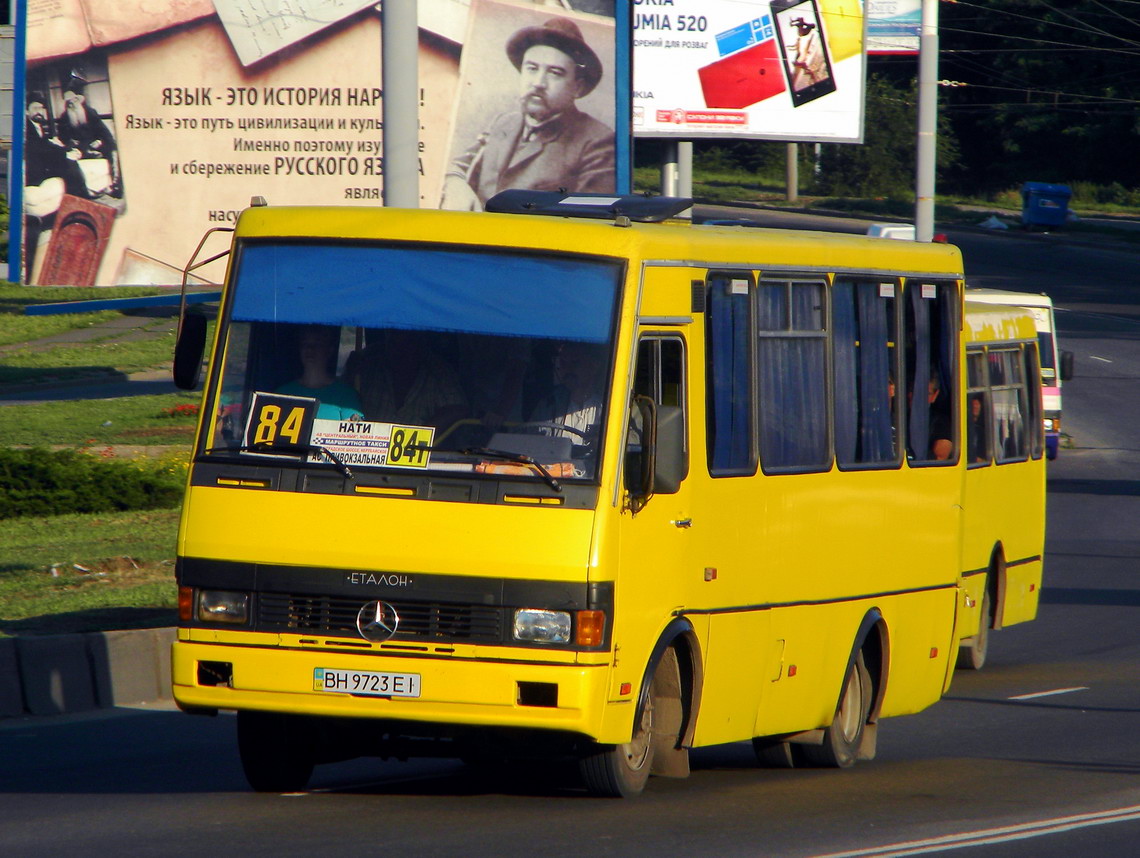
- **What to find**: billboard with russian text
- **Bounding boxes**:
[16,0,623,286]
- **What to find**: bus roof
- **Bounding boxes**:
[965,301,1038,344]
[232,204,965,279]
[964,287,1054,310]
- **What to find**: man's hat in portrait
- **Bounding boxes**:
[26,89,48,108]
[63,72,88,95]
[506,17,603,95]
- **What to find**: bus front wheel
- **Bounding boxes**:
[237,710,316,793]
[800,651,872,769]
[579,675,657,798]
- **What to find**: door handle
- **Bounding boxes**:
[672,518,692,529]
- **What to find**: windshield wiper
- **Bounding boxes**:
[205,443,353,479]
[462,446,562,492]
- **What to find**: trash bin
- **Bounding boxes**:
[1021,182,1071,228]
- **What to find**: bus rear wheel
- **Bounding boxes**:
[800,651,871,768]
[957,586,992,671]
[237,710,315,793]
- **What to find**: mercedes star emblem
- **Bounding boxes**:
[356,600,399,643]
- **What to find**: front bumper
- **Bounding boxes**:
[172,635,627,742]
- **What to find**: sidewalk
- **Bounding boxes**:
[1,626,175,718]
[0,309,181,404]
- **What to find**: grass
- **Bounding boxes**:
[634,165,1140,237]
[0,507,180,637]
[0,287,196,636]
[0,326,178,386]
[0,284,189,387]
[0,393,201,448]
[0,285,172,345]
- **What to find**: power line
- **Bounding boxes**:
[938,25,1140,55]
[944,0,1140,49]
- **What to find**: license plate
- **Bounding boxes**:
[313,668,421,698]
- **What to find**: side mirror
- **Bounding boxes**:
[173,312,208,390]
[652,406,686,495]
[1059,349,1074,382]
[626,395,656,499]
[625,398,686,504]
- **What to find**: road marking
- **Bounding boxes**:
[810,805,1140,857]
[1089,355,1112,363]
[1008,686,1088,701]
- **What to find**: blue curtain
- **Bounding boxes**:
[758,284,829,470]
[858,284,893,462]
[833,282,858,465]
[707,277,753,474]
[908,287,931,459]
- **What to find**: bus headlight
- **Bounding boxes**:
[513,609,571,644]
[198,590,250,624]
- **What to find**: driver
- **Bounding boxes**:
[528,340,604,441]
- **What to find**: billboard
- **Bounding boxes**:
[866,0,920,55]
[632,0,865,143]
[16,0,624,286]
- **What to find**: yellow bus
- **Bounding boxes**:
[170,192,1039,795]
[955,302,1047,670]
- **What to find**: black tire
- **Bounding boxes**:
[579,671,656,798]
[957,586,992,671]
[237,710,316,793]
[799,651,872,769]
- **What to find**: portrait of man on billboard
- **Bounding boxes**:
[440,6,616,211]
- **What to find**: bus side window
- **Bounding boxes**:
[834,278,898,468]
[966,350,990,466]
[1024,343,1045,458]
[628,336,689,482]
[757,279,829,472]
[706,272,755,476]
[993,348,1028,462]
[905,281,959,464]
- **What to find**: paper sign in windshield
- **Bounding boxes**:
[309,419,434,469]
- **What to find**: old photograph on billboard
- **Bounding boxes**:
[17,0,621,286]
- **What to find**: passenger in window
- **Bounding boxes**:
[357,330,468,428]
[967,393,987,463]
[927,375,953,460]
[277,325,363,421]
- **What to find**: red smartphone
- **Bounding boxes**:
[698,39,786,109]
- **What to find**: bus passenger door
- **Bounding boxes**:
[614,334,699,698]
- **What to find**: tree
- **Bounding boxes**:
[812,75,959,198]
[937,0,1140,194]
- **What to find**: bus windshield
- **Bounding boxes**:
[205,241,622,483]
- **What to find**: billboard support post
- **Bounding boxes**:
[382,0,419,209]
[661,141,678,196]
[915,0,938,241]
[786,143,799,203]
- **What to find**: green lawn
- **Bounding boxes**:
[0,288,197,635]
[0,507,180,637]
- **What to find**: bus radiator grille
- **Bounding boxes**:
[257,593,505,643]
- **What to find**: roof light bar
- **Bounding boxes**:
[485,190,693,223]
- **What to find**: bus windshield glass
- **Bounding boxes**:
[206,241,622,483]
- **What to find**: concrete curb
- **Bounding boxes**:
[1,627,175,718]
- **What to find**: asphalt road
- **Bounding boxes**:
[2,212,1138,857]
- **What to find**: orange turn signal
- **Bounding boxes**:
[178,586,194,622]
[576,610,605,647]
